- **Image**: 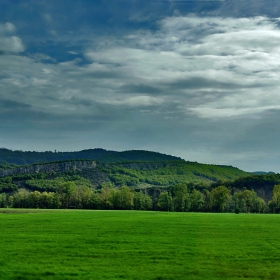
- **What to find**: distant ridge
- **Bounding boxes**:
[251,171,276,175]
[0,148,182,165]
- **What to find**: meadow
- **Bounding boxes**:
[1,210,280,280]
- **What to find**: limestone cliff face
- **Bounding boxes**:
[0,161,96,177]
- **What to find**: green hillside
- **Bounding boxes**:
[3,148,274,213]
[0,160,250,194]
[213,173,280,202]
[95,161,250,187]
[1,159,278,213]
[0,148,251,191]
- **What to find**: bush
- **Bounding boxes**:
[235,208,240,214]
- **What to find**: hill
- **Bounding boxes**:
[213,173,280,202]
[0,159,250,194]
[1,151,278,213]
[95,161,250,187]
[251,171,276,175]
[0,148,182,165]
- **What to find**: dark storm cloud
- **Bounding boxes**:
[218,0,280,17]
[81,71,123,80]
[168,0,280,18]
[165,77,263,90]
[0,99,32,111]
[118,84,162,95]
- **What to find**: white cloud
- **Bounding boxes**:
[3,16,280,121]
[160,16,275,34]
[0,36,24,53]
[84,16,280,119]
[101,96,164,107]
[0,22,16,33]
[189,105,280,119]
[0,22,24,53]
[43,13,52,23]
[68,51,78,55]
[4,15,280,121]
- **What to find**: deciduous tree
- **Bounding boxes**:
[210,186,229,212]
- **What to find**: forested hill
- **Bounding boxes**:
[215,173,280,201]
[0,159,250,195]
[0,148,182,165]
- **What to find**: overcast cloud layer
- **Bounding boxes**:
[1,0,280,172]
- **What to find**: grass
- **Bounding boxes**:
[1,210,280,280]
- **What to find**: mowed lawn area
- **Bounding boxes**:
[1,210,280,280]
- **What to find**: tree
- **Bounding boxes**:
[0,193,7,208]
[89,192,99,209]
[80,187,94,209]
[40,191,60,209]
[252,196,266,213]
[58,182,77,208]
[190,189,204,212]
[134,191,152,210]
[250,190,266,213]
[268,185,280,213]
[232,189,265,213]
[210,186,229,212]
[12,188,30,208]
[29,191,41,208]
[172,184,190,212]
[157,191,173,212]
[242,190,254,213]
[113,186,134,210]
[98,186,115,210]
[204,190,211,212]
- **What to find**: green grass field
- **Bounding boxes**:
[1,210,280,280]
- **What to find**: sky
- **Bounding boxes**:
[1,0,280,172]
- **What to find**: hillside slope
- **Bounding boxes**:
[0,159,250,194]
[95,161,250,186]
[215,173,280,201]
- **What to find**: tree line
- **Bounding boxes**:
[2,182,280,213]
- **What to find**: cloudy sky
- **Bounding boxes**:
[1,0,280,172]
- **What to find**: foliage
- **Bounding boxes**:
[190,189,205,212]
[24,175,91,192]
[113,186,134,210]
[134,191,152,210]
[98,161,249,187]
[0,162,19,170]
[0,180,271,213]
[210,186,229,212]
[170,183,190,212]
[0,177,18,193]
[268,184,280,213]
[0,157,279,213]
[232,189,266,213]
[0,193,7,207]
[228,174,280,190]
[0,158,250,192]
[157,191,173,211]
[217,173,280,201]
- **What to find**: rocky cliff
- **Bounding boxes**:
[0,161,96,177]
